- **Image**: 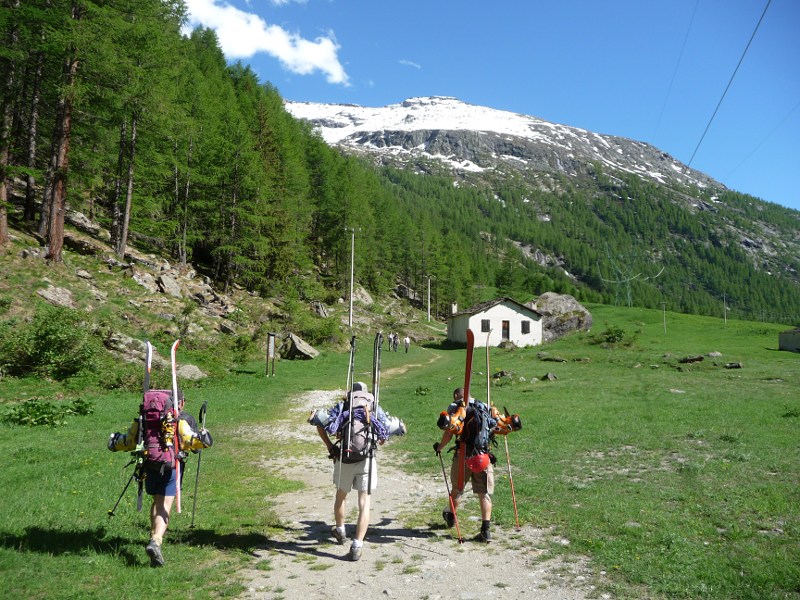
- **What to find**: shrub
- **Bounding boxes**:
[0,305,98,380]
[589,325,635,347]
[2,397,95,427]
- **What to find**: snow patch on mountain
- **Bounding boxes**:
[285,96,721,191]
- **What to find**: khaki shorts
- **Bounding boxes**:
[451,458,494,496]
[333,457,377,492]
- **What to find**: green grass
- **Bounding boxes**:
[1,304,799,599]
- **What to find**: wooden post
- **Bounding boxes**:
[266,332,277,377]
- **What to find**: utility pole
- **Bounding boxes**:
[348,227,355,329]
[427,275,432,322]
[723,294,727,325]
[661,301,667,335]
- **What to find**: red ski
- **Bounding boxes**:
[456,329,475,493]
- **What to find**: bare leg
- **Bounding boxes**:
[478,493,492,521]
[334,488,348,529]
[150,494,174,545]
[354,490,371,542]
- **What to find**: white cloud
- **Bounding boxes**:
[184,0,349,85]
[399,59,422,70]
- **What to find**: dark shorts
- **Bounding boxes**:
[144,463,183,497]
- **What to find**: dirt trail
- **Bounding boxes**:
[235,390,612,600]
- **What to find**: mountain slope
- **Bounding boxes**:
[286,96,721,192]
[286,96,800,323]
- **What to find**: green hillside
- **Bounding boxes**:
[2,1,800,326]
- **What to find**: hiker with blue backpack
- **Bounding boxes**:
[309,379,406,561]
[108,390,213,566]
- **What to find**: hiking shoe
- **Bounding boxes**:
[331,526,346,545]
[476,529,492,543]
[348,544,362,561]
[442,510,455,529]
[146,539,164,567]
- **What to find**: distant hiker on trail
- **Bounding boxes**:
[108,391,213,566]
[403,335,410,353]
[309,381,406,561]
[434,386,521,543]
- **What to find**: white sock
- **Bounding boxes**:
[335,525,345,534]
[351,539,363,549]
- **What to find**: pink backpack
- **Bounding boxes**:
[141,390,178,471]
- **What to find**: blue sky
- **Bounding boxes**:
[184,0,800,211]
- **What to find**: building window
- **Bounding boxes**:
[481,319,490,332]
[521,320,530,334]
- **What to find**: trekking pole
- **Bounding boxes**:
[435,444,464,544]
[108,469,136,517]
[190,401,208,528]
[486,330,520,529]
[503,435,521,530]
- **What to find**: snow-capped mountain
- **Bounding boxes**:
[285,96,722,192]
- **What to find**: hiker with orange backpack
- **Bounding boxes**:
[435,386,521,543]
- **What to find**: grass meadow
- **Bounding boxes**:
[0,303,798,599]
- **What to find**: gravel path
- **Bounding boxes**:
[234,389,613,600]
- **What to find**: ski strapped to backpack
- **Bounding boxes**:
[170,339,182,514]
[457,329,475,492]
[368,331,383,493]
[337,335,357,491]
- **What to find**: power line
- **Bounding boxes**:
[654,0,700,138]
[687,0,772,167]
[726,98,800,179]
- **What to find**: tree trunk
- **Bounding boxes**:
[24,48,44,223]
[44,52,79,263]
[115,113,136,258]
[0,0,21,247]
[178,136,192,268]
[109,119,127,249]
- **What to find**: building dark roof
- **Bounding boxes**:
[450,297,541,318]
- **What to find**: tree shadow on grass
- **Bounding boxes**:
[0,526,143,566]
[0,525,271,566]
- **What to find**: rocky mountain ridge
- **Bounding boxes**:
[285,96,722,193]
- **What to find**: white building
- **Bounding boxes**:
[447,297,543,347]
